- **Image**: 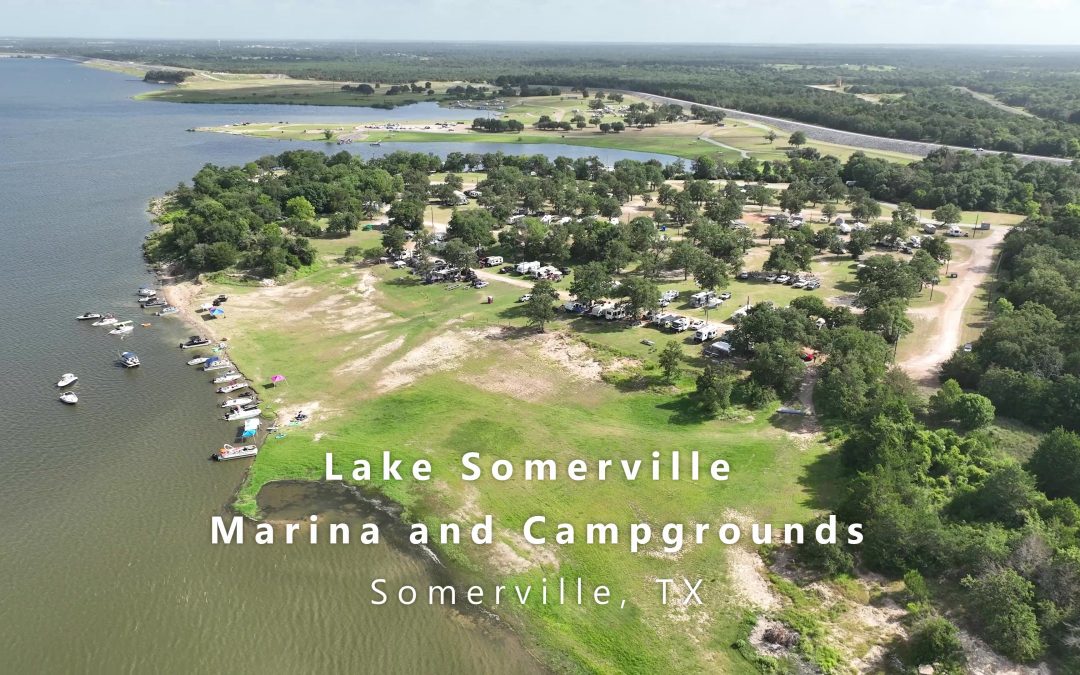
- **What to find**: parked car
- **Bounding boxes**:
[473,280,489,289]
[765,273,778,283]
[718,292,731,300]
[499,265,513,274]
[518,294,532,302]
[963,343,973,352]
[737,271,749,280]
[775,275,790,284]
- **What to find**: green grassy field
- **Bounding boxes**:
[179,239,843,672]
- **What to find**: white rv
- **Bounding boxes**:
[693,324,721,342]
[603,306,627,321]
[515,260,541,274]
[689,290,717,308]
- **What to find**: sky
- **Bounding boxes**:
[4,0,1080,45]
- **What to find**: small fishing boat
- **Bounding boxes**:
[223,407,261,421]
[56,373,78,387]
[156,306,178,316]
[221,394,255,408]
[109,321,134,335]
[217,381,248,394]
[212,371,243,384]
[369,140,382,146]
[213,443,258,461]
[91,314,119,327]
[203,360,233,372]
[137,287,156,298]
[186,355,211,366]
[75,312,102,321]
[141,297,166,308]
[180,335,211,349]
[59,391,78,405]
[119,351,140,368]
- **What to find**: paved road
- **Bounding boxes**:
[622,90,1074,165]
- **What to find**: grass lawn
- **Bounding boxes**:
[182,248,841,673]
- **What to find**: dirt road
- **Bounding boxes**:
[901,228,1007,385]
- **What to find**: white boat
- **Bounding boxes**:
[137,287,156,298]
[213,443,258,461]
[75,312,102,321]
[187,355,211,366]
[217,381,248,394]
[157,306,178,315]
[109,321,134,335]
[203,360,233,372]
[119,351,140,368]
[59,391,78,404]
[180,335,211,349]
[212,371,243,384]
[223,407,261,421]
[56,373,78,387]
[221,395,255,408]
[91,314,119,327]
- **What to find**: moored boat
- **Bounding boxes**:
[91,314,119,327]
[203,360,233,372]
[119,351,140,368]
[212,371,243,384]
[59,391,78,404]
[221,394,255,408]
[213,443,258,461]
[56,373,78,387]
[180,335,211,349]
[186,355,211,366]
[141,297,166,308]
[216,381,249,394]
[75,312,102,321]
[137,287,156,298]
[223,407,261,421]
[156,306,178,315]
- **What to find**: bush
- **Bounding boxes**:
[734,378,776,409]
[962,569,1044,662]
[953,393,996,430]
[908,617,966,672]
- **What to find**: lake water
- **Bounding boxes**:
[0,58,675,673]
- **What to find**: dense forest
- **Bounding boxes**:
[25,39,1080,157]
[942,207,1080,433]
[142,69,192,84]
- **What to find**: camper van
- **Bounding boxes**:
[703,341,732,359]
[946,226,965,237]
[483,255,504,267]
[452,190,469,205]
[515,260,541,274]
[693,324,721,342]
[689,290,717,308]
[923,223,937,234]
[590,303,615,319]
[603,305,627,321]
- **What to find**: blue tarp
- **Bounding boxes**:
[241,429,257,438]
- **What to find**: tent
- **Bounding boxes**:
[270,374,287,385]
[209,307,225,318]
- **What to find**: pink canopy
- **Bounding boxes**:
[270,375,286,383]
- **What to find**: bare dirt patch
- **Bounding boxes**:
[335,335,407,376]
[377,326,502,392]
[534,332,605,381]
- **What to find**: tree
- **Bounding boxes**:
[1026,429,1080,502]
[789,131,807,147]
[619,277,660,318]
[748,340,805,399]
[659,341,683,382]
[932,203,963,226]
[381,225,408,256]
[692,255,728,292]
[666,240,700,280]
[524,280,558,332]
[748,184,774,211]
[442,239,477,270]
[961,569,1044,662]
[765,130,777,144]
[696,363,735,414]
[953,392,996,430]
[860,298,913,342]
[847,229,875,258]
[326,211,359,236]
[569,262,613,306]
[821,202,837,222]
[342,245,365,262]
[284,195,316,221]
[929,379,964,420]
[387,198,425,230]
[447,209,496,249]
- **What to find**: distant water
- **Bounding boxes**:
[0,59,676,673]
